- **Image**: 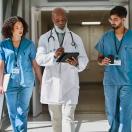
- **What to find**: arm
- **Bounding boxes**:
[95,34,110,66]
[36,35,57,67]
[0,60,4,94]
[32,60,42,86]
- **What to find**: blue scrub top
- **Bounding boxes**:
[0,38,36,88]
[95,29,132,85]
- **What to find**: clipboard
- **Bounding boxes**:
[56,52,79,62]
[3,74,11,92]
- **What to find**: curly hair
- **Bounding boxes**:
[1,16,28,38]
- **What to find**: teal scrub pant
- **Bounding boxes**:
[5,86,33,132]
[104,85,132,132]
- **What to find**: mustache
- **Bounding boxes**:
[111,24,119,29]
[111,24,116,27]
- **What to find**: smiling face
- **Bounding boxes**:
[108,15,125,30]
[12,21,24,39]
[52,8,67,30]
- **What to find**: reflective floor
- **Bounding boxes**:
[5,114,109,132]
[4,82,108,132]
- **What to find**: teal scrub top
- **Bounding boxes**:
[95,29,132,85]
[0,38,36,88]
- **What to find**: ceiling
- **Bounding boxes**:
[48,0,109,1]
[42,10,110,26]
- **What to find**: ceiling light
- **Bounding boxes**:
[81,21,101,25]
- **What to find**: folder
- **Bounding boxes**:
[56,52,79,62]
[3,74,11,92]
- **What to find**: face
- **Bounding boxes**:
[52,13,67,29]
[12,21,24,38]
[108,15,125,29]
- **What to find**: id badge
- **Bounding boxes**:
[109,59,121,66]
[114,60,121,66]
[12,67,20,74]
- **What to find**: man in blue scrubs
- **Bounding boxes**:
[95,6,132,132]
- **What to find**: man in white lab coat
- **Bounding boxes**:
[36,8,88,132]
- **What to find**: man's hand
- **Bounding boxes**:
[66,57,78,66]
[99,57,111,65]
[0,86,4,94]
[54,48,64,58]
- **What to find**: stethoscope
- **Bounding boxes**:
[48,28,77,49]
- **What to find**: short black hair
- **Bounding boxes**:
[110,6,127,18]
[1,16,28,38]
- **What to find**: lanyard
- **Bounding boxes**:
[55,29,65,47]
[114,28,126,58]
[11,39,22,67]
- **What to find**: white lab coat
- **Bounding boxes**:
[36,28,88,104]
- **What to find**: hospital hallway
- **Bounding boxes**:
[1,0,132,131]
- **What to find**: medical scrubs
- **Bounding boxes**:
[0,38,36,132]
[95,29,132,132]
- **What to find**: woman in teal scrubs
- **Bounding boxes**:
[95,6,132,132]
[0,16,42,132]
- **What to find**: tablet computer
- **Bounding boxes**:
[56,52,79,62]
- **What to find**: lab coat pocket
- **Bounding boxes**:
[43,68,51,82]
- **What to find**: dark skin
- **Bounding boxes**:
[52,8,78,66]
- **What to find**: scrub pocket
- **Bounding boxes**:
[8,73,20,87]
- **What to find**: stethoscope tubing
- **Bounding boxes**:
[48,29,77,49]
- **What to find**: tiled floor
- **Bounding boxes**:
[5,114,109,132]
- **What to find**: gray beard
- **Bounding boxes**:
[54,24,67,33]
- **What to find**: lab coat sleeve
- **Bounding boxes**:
[36,35,56,66]
[76,36,89,72]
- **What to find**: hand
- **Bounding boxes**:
[101,57,111,65]
[66,57,78,66]
[0,86,4,94]
[54,48,64,58]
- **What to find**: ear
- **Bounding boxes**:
[122,18,126,21]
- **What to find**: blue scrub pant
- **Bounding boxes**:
[5,86,33,132]
[104,85,132,132]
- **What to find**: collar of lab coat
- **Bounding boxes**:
[52,27,70,37]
